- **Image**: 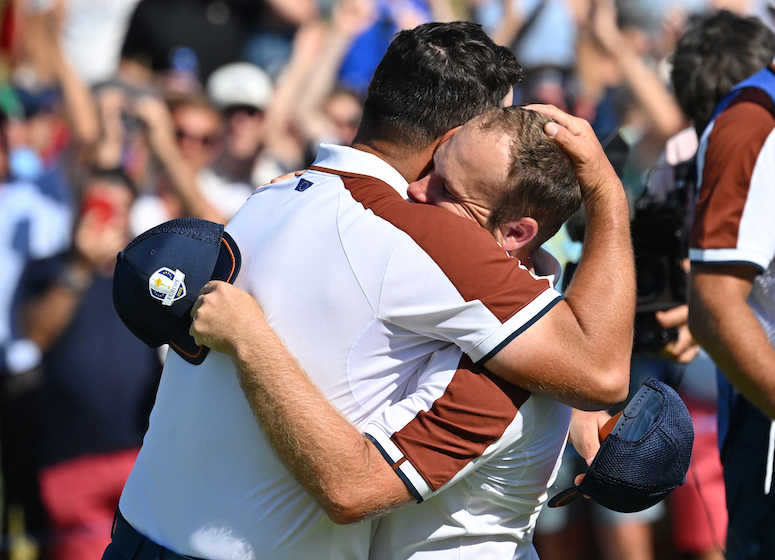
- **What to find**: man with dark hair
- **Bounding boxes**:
[107,21,632,560]
[357,21,522,151]
[671,10,775,559]
[670,10,775,133]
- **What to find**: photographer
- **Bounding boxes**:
[634,127,728,560]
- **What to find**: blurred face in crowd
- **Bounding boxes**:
[172,104,222,171]
[324,91,363,146]
[222,105,266,160]
[80,179,134,234]
[77,176,136,269]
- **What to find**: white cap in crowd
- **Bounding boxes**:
[206,62,273,112]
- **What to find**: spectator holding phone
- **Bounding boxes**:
[20,167,162,560]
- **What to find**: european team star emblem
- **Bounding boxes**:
[148,267,187,307]
[295,178,313,192]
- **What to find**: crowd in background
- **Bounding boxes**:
[0,0,772,559]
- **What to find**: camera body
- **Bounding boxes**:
[629,162,692,353]
[563,130,696,355]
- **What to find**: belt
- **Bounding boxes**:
[111,510,206,560]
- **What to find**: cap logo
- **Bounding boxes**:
[149,267,187,307]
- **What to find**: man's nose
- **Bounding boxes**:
[407,177,429,203]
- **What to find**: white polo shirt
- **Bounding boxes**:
[119,144,562,560]
[367,249,571,560]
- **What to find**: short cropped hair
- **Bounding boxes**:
[671,10,775,131]
[82,166,138,199]
[482,107,581,251]
[356,21,522,151]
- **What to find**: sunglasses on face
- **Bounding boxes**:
[175,129,217,146]
[223,105,263,118]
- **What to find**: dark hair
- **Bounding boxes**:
[355,21,522,151]
[671,10,775,131]
[482,107,581,250]
[85,167,138,197]
[167,93,221,121]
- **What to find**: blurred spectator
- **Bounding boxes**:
[120,0,253,85]
[1,7,103,556]
[472,0,578,108]
[337,0,433,96]
[205,61,294,189]
[130,92,237,232]
[0,99,70,560]
[240,0,320,79]
[168,95,222,177]
[87,81,225,227]
[21,168,162,560]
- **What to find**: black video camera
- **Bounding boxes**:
[629,157,695,354]
[563,129,696,355]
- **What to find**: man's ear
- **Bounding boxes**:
[438,125,462,147]
[495,217,539,253]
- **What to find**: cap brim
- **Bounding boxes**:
[548,486,584,508]
[168,231,241,365]
[170,336,210,365]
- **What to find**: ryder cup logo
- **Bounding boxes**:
[149,267,187,307]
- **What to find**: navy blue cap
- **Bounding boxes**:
[548,377,694,513]
[113,218,241,365]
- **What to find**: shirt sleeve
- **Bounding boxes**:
[362,345,532,502]
[373,198,563,365]
[690,101,775,271]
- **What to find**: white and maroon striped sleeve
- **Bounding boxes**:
[691,99,775,271]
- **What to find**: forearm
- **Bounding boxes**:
[150,136,225,224]
[490,0,523,48]
[487,108,634,409]
[262,0,318,26]
[232,324,413,522]
[613,47,685,140]
[689,268,775,418]
[569,173,635,352]
[295,25,357,140]
[47,38,101,147]
[23,259,93,351]
[426,0,461,22]
[192,283,413,522]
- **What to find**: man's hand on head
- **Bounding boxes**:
[190,281,267,358]
[524,104,623,206]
